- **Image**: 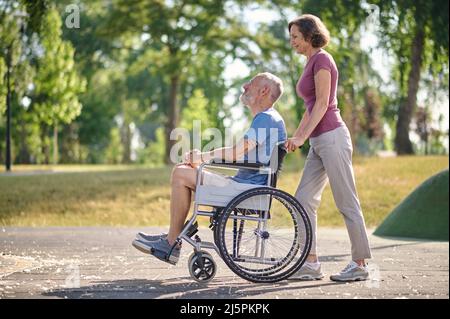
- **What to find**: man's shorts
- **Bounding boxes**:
[201,169,240,187]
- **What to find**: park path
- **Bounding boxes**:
[0,227,448,299]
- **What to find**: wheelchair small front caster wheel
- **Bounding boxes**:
[188,251,217,283]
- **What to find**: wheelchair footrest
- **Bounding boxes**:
[149,247,178,265]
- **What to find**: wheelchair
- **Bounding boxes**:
[166,142,312,283]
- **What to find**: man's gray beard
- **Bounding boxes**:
[240,94,251,106]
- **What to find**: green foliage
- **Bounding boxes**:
[373,0,449,69]
[0,1,448,165]
[105,127,124,164]
[56,3,123,162]
[33,7,86,127]
[0,2,28,113]
[181,89,211,130]
[136,127,165,166]
[369,0,449,153]
[0,57,5,114]
[180,50,229,133]
[0,2,87,164]
[99,0,269,162]
[76,69,121,154]
[22,0,50,34]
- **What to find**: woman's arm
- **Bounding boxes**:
[293,108,310,138]
[298,69,331,139]
[286,69,331,151]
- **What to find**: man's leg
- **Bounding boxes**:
[167,164,198,245]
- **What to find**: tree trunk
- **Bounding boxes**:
[121,121,131,164]
[424,107,429,155]
[17,117,30,163]
[165,74,180,164]
[42,125,50,164]
[53,123,58,165]
[395,28,425,155]
[350,85,359,150]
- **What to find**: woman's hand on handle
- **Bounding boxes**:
[285,137,305,152]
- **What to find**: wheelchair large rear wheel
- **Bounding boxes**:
[216,187,312,283]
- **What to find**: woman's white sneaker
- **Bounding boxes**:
[330,261,369,282]
[288,261,324,280]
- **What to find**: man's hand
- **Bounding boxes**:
[184,149,202,166]
[285,136,305,152]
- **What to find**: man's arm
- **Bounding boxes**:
[200,138,257,162]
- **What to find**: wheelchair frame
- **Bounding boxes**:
[177,160,273,257]
[165,143,311,283]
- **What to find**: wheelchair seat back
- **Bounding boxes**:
[268,142,287,188]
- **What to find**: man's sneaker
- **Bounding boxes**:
[136,232,167,242]
[288,261,324,280]
[330,261,369,282]
[132,238,180,265]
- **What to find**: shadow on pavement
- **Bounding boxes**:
[42,276,347,299]
[41,242,421,299]
[318,242,424,262]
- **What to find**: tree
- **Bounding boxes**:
[101,0,260,163]
[363,87,384,141]
[32,7,86,164]
[105,126,124,164]
[414,106,430,154]
[59,2,120,163]
[0,0,47,165]
[415,106,448,155]
[371,0,449,154]
[1,1,86,165]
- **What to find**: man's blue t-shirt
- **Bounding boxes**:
[231,107,287,185]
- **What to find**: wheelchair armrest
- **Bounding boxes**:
[208,159,267,170]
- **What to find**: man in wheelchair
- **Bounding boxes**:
[132,72,287,265]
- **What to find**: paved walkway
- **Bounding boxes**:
[0,227,448,299]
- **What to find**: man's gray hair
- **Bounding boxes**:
[257,72,284,104]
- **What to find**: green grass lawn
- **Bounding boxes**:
[0,156,448,227]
